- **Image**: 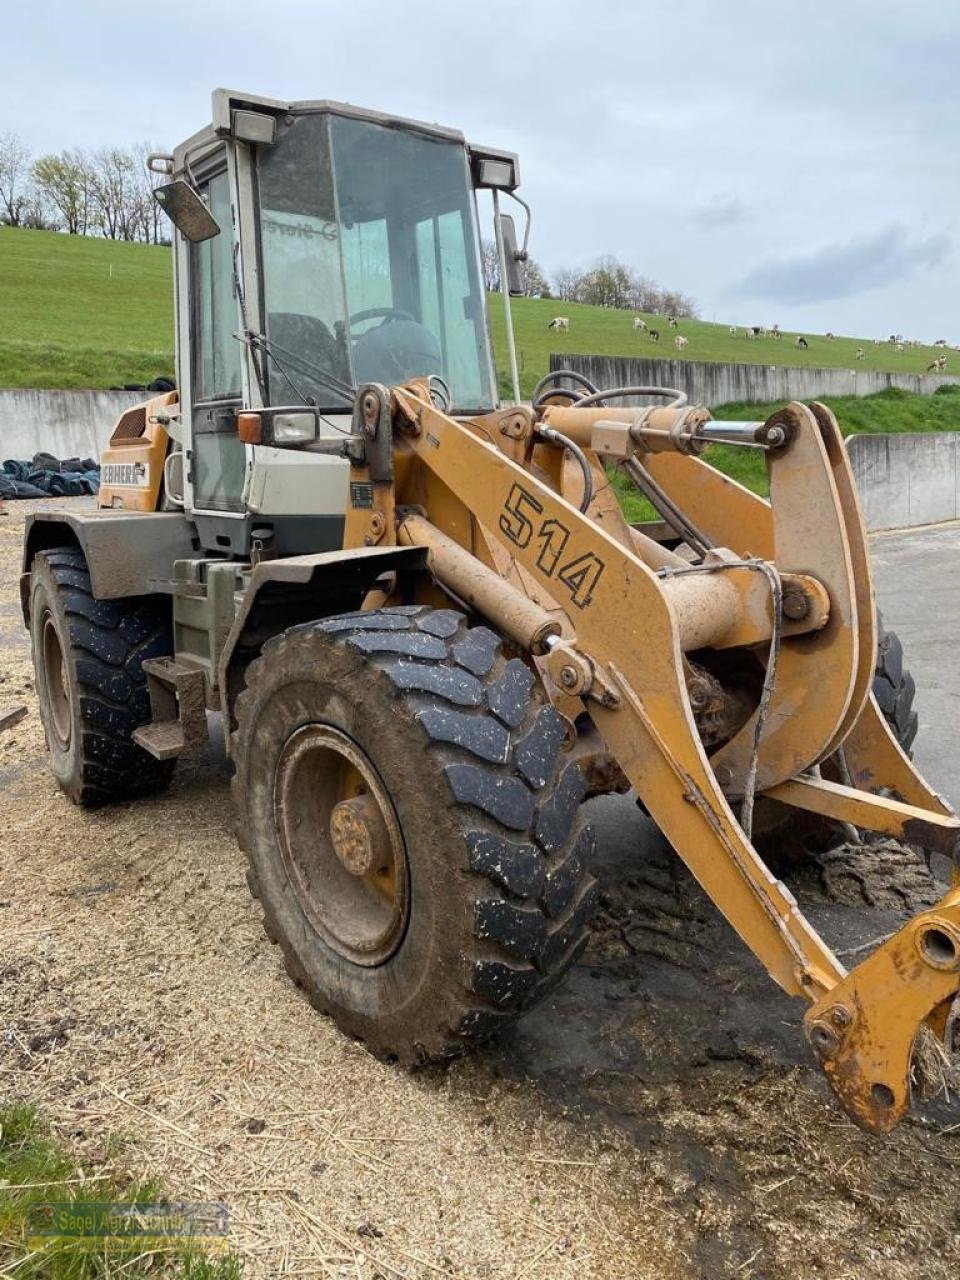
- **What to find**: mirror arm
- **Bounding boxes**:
[492,190,522,406]
[505,190,532,262]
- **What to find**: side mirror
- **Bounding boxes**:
[497,214,525,295]
[153,180,221,243]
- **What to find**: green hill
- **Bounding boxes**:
[1,226,955,396]
[0,227,174,389]
[490,297,952,398]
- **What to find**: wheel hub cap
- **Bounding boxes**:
[273,724,408,967]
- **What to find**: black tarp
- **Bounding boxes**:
[0,454,100,500]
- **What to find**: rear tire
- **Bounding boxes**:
[754,618,920,864]
[233,605,597,1063]
[29,548,176,806]
[872,616,918,754]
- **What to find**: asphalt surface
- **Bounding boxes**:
[870,520,960,809]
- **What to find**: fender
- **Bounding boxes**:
[20,509,197,623]
[216,544,429,730]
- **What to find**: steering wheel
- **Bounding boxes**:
[349,306,416,328]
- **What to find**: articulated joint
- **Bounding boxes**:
[543,637,620,708]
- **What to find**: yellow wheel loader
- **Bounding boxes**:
[22,88,959,1136]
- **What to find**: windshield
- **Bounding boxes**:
[256,112,496,413]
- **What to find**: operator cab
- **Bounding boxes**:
[153,89,523,558]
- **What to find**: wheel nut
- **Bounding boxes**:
[330,794,389,877]
[782,591,809,621]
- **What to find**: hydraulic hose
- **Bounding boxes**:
[537,425,594,513]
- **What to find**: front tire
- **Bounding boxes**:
[233,606,597,1063]
[29,548,175,806]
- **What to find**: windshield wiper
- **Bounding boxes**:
[242,329,357,408]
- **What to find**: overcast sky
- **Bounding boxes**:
[5,0,958,340]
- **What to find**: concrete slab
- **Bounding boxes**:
[847,432,960,531]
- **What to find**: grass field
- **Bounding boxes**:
[0,228,174,390]
[2,226,956,397]
[486,294,955,399]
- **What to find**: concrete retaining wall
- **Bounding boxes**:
[847,432,960,531]
[549,353,960,408]
[0,389,145,461]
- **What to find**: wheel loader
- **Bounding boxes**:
[21,88,960,1136]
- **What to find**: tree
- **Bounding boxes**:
[480,238,500,292]
[552,266,584,302]
[550,255,699,317]
[90,147,138,240]
[0,132,32,226]
[32,149,93,234]
[133,142,168,245]
[519,256,550,297]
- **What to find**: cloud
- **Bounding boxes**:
[730,224,951,304]
[690,195,747,230]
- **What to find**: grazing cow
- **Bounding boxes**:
[771,324,782,340]
[674,335,689,350]
[648,329,660,342]
[729,326,738,336]
[547,316,569,331]
[825,332,836,341]
[873,339,882,346]
[895,342,905,354]
[745,328,756,339]
[856,347,865,361]
[934,339,948,348]
[633,317,647,332]
[751,325,764,337]
[927,356,947,372]
[795,336,809,349]
[668,316,679,328]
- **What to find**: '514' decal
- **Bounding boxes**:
[499,483,605,610]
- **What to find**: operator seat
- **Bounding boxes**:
[267,312,351,404]
[353,317,442,387]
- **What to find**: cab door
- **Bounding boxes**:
[186,156,248,524]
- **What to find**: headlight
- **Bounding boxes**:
[272,412,319,444]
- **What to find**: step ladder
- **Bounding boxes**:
[132,657,209,761]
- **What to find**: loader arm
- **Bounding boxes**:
[373,381,960,1135]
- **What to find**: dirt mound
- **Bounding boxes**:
[792,836,942,912]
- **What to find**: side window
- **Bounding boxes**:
[190,164,246,512]
[192,170,242,401]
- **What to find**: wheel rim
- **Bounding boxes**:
[40,611,71,750]
[273,724,409,967]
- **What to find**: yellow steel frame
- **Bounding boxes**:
[345,380,960,1135]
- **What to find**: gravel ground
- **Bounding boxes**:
[2,499,960,1279]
